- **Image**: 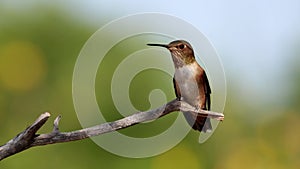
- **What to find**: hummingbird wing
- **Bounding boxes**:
[195,70,212,132]
[173,77,181,99]
[202,72,211,111]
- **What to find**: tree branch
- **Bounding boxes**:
[0,99,224,161]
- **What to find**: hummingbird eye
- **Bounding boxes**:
[178,44,185,49]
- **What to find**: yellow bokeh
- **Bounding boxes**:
[152,145,201,169]
[218,139,285,169]
[283,112,300,156]
[0,41,47,92]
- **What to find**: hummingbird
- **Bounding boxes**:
[147,40,212,132]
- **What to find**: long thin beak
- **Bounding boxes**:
[147,43,169,48]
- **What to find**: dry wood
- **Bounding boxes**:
[0,99,224,161]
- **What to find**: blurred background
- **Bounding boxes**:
[1,0,300,168]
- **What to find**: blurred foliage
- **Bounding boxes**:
[0,4,300,169]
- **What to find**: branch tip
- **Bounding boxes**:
[53,115,62,132]
[43,112,51,117]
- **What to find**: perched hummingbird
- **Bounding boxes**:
[147,40,212,132]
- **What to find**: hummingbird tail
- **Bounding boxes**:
[183,112,212,133]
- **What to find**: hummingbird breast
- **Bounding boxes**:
[174,62,203,107]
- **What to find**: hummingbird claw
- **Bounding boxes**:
[217,116,224,121]
[194,105,200,112]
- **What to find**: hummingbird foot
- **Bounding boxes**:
[194,105,201,112]
[176,97,182,101]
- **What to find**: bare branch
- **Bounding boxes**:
[0,99,224,161]
[0,112,50,160]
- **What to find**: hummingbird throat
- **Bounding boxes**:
[171,52,195,68]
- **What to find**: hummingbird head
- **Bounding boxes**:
[147,40,196,67]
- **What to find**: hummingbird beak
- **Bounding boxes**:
[147,43,169,48]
